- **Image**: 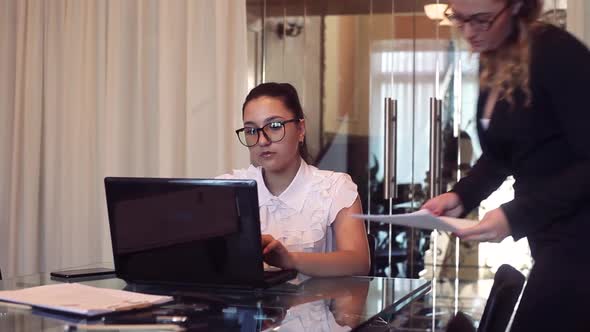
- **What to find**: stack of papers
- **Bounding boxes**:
[0,283,173,316]
[353,210,477,233]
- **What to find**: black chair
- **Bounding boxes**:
[374,244,408,277]
[0,266,2,280]
[446,311,476,332]
[365,230,409,277]
[367,233,377,276]
[447,264,525,332]
[477,264,525,332]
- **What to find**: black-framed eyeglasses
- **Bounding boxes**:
[235,118,301,147]
[444,4,509,32]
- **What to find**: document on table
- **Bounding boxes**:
[353,209,477,233]
[0,283,173,316]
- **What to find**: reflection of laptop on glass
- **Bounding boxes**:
[104,177,296,289]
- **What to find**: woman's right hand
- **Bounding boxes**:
[261,234,296,270]
[421,192,464,217]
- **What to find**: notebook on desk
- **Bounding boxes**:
[0,283,172,316]
[104,177,297,290]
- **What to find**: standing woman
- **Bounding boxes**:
[423,0,590,330]
[219,82,370,277]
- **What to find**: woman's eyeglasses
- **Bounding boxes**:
[444,4,509,32]
[235,118,301,147]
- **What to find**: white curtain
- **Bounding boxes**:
[0,0,249,278]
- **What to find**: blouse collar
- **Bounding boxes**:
[249,159,310,213]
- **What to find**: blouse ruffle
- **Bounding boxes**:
[279,300,352,332]
[217,161,358,253]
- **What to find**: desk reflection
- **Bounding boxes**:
[266,277,370,331]
[275,300,353,331]
[0,274,430,332]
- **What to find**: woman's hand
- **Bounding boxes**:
[261,234,296,270]
[455,207,512,243]
[421,192,464,217]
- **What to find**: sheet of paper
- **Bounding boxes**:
[353,210,477,233]
[0,283,173,316]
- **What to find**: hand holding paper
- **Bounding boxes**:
[421,192,464,218]
[455,207,511,242]
[353,209,477,233]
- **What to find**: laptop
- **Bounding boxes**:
[104,177,297,289]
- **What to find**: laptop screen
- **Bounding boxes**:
[104,177,267,288]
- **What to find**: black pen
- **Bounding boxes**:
[64,323,186,331]
[99,314,188,325]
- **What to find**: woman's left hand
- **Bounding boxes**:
[261,234,296,270]
[455,207,512,243]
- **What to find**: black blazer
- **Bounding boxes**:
[451,24,590,257]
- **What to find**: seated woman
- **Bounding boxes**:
[218,82,369,277]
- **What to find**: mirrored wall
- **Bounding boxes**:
[246,0,569,280]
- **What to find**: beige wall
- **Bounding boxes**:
[567,0,590,46]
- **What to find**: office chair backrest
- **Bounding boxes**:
[477,264,525,332]
[446,311,476,332]
[367,233,376,276]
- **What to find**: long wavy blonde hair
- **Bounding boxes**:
[479,0,542,107]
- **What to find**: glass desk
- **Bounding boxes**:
[0,271,430,332]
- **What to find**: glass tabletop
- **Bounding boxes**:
[0,269,430,332]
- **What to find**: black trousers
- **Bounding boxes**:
[510,244,590,331]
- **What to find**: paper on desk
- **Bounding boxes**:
[0,283,173,316]
[353,209,477,233]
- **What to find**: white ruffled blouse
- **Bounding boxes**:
[217,160,358,253]
[279,300,352,332]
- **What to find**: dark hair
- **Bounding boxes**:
[511,0,542,24]
[242,82,311,164]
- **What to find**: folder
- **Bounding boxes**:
[0,283,173,316]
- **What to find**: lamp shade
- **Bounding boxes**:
[424,3,448,21]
